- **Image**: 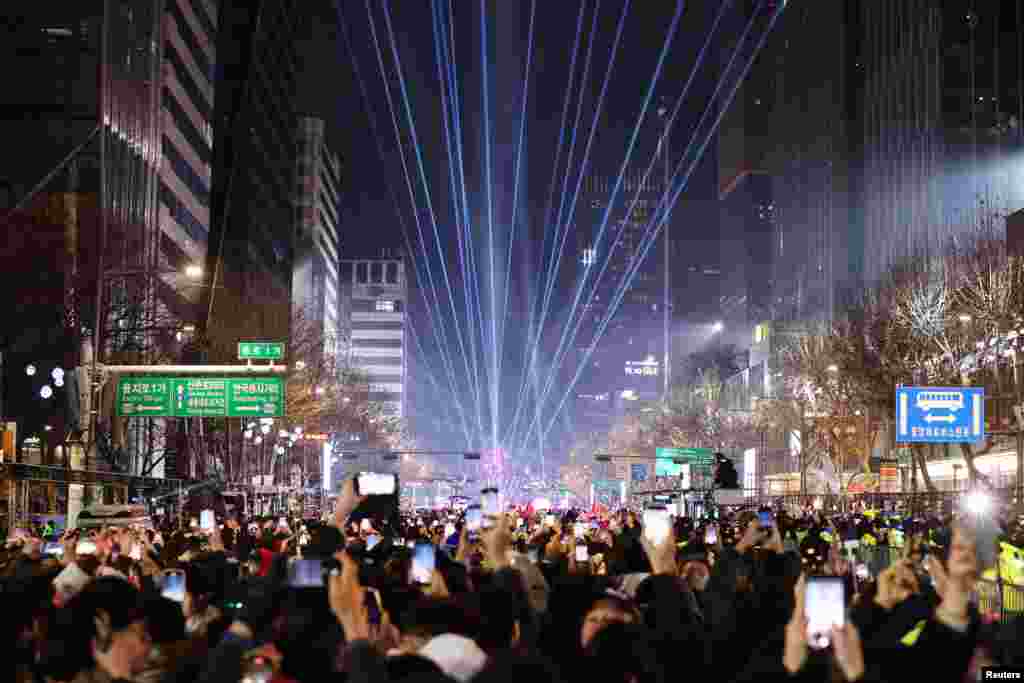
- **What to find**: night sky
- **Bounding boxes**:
[296,1,735,455]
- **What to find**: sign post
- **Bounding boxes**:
[895,387,985,443]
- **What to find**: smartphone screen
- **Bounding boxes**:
[574,523,585,540]
[161,570,186,603]
[575,545,589,562]
[481,488,499,516]
[704,527,718,545]
[805,576,845,649]
[758,510,774,528]
[288,558,325,588]
[366,534,381,551]
[357,472,397,496]
[200,509,215,531]
[43,541,64,557]
[466,505,482,532]
[76,540,97,555]
[544,514,555,527]
[643,507,670,545]
[411,542,436,584]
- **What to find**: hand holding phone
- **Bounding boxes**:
[805,576,845,649]
[704,525,718,545]
[575,545,589,562]
[411,542,436,585]
[643,506,670,546]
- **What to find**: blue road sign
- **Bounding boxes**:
[895,386,985,443]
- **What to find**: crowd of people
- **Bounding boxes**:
[2,478,1024,683]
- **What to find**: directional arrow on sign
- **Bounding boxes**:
[923,413,956,424]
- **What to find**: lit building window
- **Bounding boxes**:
[375,300,395,312]
[582,247,596,266]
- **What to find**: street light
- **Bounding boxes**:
[184,264,203,280]
[827,364,839,373]
[958,314,972,323]
[40,385,53,399]
[25,364,36,377]
[295,360,306,371]
[260,424,271,435]
[712,321,724,333]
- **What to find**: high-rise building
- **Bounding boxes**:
[205,0,300,342]
[293,117,342,361]
[158,0,219,289]
[571,164,667,435]
[339,257,407,418]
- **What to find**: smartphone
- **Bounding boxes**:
[288,558,325,588]
[575,545,589,562]
[481,488,499,516]
[161,569,186,603]
[366,534,381,551]
[527,547,539,563]
[805,576,845,649]
[200,509,215,532]
[43,541,64,557]
[466,505,482,534]
[356,472,397,496]
[704,526,718,545]
[411,542,436,585]
[544,514,555,527]
[76,540,97,555]
[574,523,585,540]
[643,506,670,545]
[758,510,774,528]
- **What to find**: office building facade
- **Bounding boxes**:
[293,117,342,361]
[158,0,218,281]
[340,258,407,418]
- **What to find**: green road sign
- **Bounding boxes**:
[117,376,284,418]
[172,378,228,417]
[238,342,285,360]
[117,377,172,416]
[656,446,714,465]
[227,377,284,417]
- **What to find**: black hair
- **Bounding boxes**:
[40,577,146,681]
[143,595,186,644]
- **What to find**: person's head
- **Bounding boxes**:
[583,622,665,683]
[580,593,640,649]
[143,595,186,646]
[42,577,151,680]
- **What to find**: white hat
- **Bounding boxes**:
[419,634,487,682]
